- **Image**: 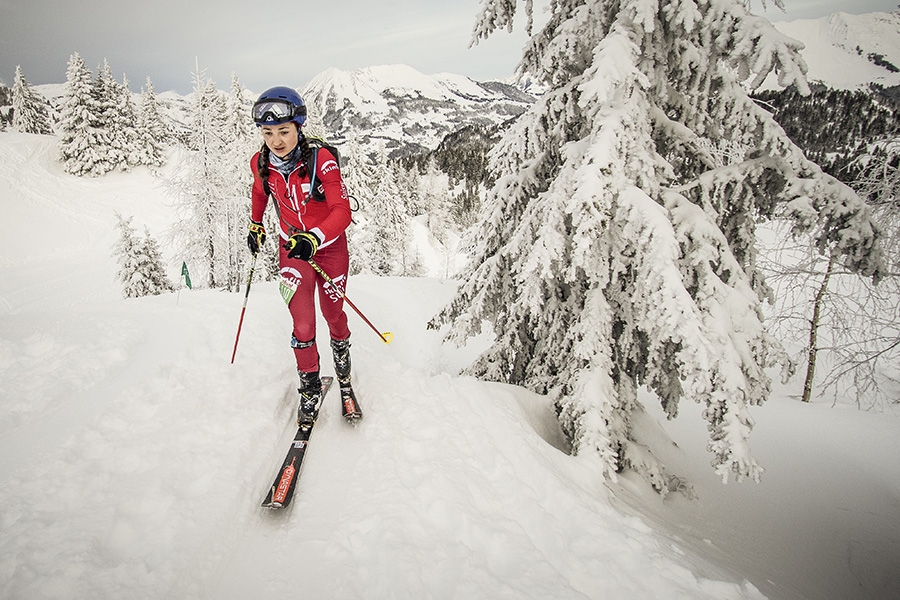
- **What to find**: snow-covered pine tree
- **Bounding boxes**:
[221,73,260,290]
[11,65,53,135]
[349,144,418,275]
[168,69,238,289]
[419,157,454,243]
[135,77,168,169]
[113,213,174,298]
[91,62,141,172]
[87,60,126,175]
[59,54,106,176]
[341,134,379,212]
[395,160,425,276]
[432,0,885,490]
[398,159,425,218]
[416,157,459,277]
[117,75,142,170]
[341,135,377,276]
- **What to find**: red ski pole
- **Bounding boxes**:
[231,253,259,363]
[308,259,393,345]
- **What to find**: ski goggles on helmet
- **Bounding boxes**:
[252,99,307,125]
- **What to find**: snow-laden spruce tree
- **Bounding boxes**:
[350,145,422,276]
[339,134,380,276]
[220,74,260,290]
[11,65,53,135]
[59,53,108,176]
[94,60,137,172]
[134,77,168,169]
[113,213,174,298]
[118,75,143,170]
[58,56,144,175]
[419,157,455,242]
[169,71,229,289]
[431,0,885,489]
[169,69,255,291]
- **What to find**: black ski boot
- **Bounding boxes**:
[297,370,322,426]
[331,338,362,421]
[331,338,352,387]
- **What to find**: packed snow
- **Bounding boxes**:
[1,132,898,600]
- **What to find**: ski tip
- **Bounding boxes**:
[381,331,393,345]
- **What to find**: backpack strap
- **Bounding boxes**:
[307,145,323,202]
[259,139,335,202]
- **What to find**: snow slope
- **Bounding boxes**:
[1,132,898,600]
[764,9,900,90]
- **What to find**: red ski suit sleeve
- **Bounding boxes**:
[250,147,352,247]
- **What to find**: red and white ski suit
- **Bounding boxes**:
[250,146,352,373]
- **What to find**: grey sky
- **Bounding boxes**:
[0,0,897,94]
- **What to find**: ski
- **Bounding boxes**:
[340,383,363,422]
[261,376,334,509]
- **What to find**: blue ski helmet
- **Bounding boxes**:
[252,86,307,127]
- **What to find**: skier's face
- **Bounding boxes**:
[260,123,300,159]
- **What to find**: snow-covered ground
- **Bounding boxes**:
[1,132,898,600]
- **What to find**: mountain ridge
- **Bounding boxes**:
[765,8,900,91]
[300,63,535,157]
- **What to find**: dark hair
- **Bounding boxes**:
[256,130,313,190]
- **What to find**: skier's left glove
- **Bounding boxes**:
[284,231,320,260]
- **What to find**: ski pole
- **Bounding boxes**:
[308,258,393,345]
[231,253,259,363]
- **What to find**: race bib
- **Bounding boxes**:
[279,276,299,305]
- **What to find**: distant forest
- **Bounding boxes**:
[752,84,900,183]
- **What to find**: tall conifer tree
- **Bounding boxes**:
[433,0,885,489]
[168,69,239,289]
[113,213,174,298]
[11,65,52,135]
[59,53,105,176]
[135,77,168,168]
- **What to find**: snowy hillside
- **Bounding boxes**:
[765,9,900,90]
[301,64,535,155]
[2,129,899,600]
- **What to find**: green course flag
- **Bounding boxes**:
[181,261,192,289]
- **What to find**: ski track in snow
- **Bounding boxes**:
[0,280,762,600]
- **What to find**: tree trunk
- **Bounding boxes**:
[802,257,835,403]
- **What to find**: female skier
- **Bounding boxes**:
[247,86,354,426]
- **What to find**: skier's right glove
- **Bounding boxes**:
[247,221,266,254]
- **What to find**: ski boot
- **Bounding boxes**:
[331,337,352,387]
[297,370,322,427]
[332,338,362,421]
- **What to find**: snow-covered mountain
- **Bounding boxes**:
[301,64,536,156]
[765,8,900,90]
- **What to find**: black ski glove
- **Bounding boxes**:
[247,221,266,254]
[284,231,320,261]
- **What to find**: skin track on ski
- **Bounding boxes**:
[261,376,334,509]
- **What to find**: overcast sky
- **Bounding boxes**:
[1,0,898,94]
